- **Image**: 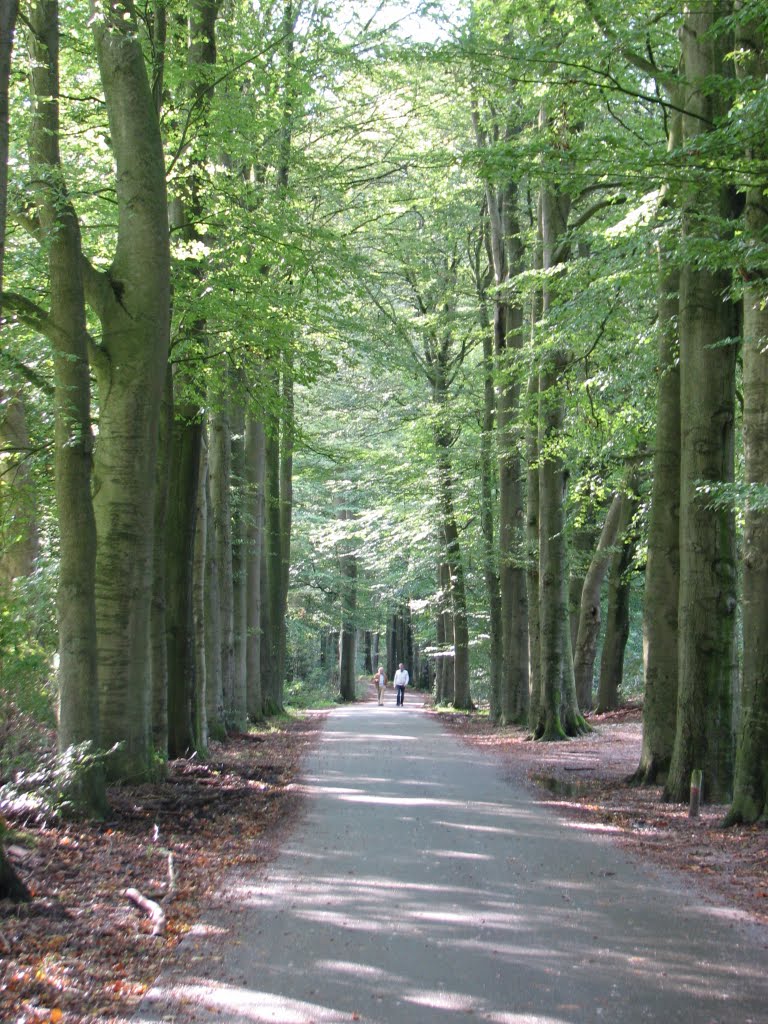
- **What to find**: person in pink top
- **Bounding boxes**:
[373,666,386,705]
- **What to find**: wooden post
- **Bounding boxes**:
[689,768,703,817]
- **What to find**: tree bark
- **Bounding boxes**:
[202,442,225,740]
[573,493,623,711]
[337,507,357,702]
[90,2,171,782]
[230,400,248,730]
[666,4,737,804]
[726,7,768,825]
[435,433,471,710]
[478,310,502,720]
[262,423,282,713]
[151,368,172,761]
[208,387,235,728]
[636,240,681,784]
[0,391,39,582]
[192,440,209,752]
[0,0,18,311]
[0,841,29,902]
[471,106,529,726]
[435,560,453,704]
[165,399,201,757]
[245,415,266,722]
[162,0,221,752]
[534,156,586,740]
[27,0,104,812]
[526,279,543,732]
[596,486,639,713]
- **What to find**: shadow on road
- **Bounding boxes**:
[135,703,767,1024]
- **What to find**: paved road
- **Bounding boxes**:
[135,700,768,1024]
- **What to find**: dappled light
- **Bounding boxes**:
[136,705,766,1024]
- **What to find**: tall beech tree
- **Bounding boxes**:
[25,0,103,811]
[665,2,738,805]
[164,0,224,755]
[534,112,586,740]
[726,5,768,825]
[0,0,31,902]
[87,0,171,783]
[471,98,529,726]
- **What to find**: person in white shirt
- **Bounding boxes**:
[393,663,409,706]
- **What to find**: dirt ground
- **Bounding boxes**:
[1,697,767,1023]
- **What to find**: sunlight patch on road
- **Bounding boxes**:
[426,848,492,861]
[145,982,364,1023]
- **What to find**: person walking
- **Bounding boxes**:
[373,666,386,705]
[393,663,409,706]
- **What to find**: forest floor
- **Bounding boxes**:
[1,694,767,1024]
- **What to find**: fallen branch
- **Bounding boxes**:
[124,887,166,936]
[163,851,176,904]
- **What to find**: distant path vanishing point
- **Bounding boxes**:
[134,699,768,1024]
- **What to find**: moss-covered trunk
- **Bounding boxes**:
[88,4,171,782]
[28,0,103,812]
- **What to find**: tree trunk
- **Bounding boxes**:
[636,222,682,784]
[277,364,294,709]
[0,391,39,582]
[436,559,454,704]
[163,0,221,751]
[666,5,737,804]
[230,400,248,730]
[573,493,623,711]
[434,439,471,710]
[496,299,529,725]
[192,443,209,752]
[202,443,225,740]
[0,0,18,307]
[151,369,172,761]
[245,415,266,722]
[165,400,202,758]
[262,424,282,713]
[534,164,586,740]
[526,284,543,733]
[337,508,357,702]
[568,523,600,656]
[0,841,29,903]
[209,388,235,728]
[90,4,171,782]
[596,487,639,713]
[27,0,104,813]
[726,8,768,825]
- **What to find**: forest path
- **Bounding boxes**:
[134,699,767,1024]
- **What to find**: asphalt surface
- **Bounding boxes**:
[134,697,768,1024]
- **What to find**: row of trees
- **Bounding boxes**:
[1,0,767,880]
[2,0,336,814]
[287,0,768,825]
